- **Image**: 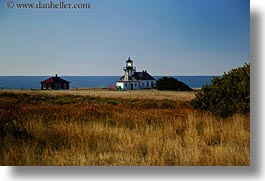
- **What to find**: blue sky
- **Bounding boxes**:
[0,0,249,76]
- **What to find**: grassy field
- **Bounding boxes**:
[0,90,250,166]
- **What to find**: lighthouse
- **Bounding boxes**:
[116,57,156,90]
[123,57,136,81]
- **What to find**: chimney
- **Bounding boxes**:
[55,74,58,77]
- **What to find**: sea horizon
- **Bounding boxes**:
[0,75,215,89]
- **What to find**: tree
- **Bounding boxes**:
[191,63,250,118]
[156,77,192,91]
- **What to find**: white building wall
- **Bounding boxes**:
[116,82,125,90]
[116,80,155,90]
[139,80,156,89]
[116,81,140,90]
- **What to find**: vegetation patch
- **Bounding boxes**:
[191,63,250,118]
[0,91,249,166]
[156,77,192,91]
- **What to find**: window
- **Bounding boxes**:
[147,81,149,87]
[125,83,127,87]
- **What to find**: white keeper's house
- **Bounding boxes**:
[116,57,156,90]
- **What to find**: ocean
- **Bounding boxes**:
[0,76,215,90]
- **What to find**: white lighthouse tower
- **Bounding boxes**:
[123,57,136,81]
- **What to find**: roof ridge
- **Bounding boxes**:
[41,76,70,83]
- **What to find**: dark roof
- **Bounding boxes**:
[41,76,70,83]
[133,71,155,80]
[126,57,133,63]
[119,71,155,81]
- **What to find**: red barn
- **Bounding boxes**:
[40,74,70,90]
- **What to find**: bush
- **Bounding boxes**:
[156,77,192,91]
[191,63,250,118]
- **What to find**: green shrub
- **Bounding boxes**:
[191,63,250,118]
[156,77,192,91]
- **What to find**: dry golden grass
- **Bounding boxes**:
[0,91,249,166]
[2,89,196,101]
